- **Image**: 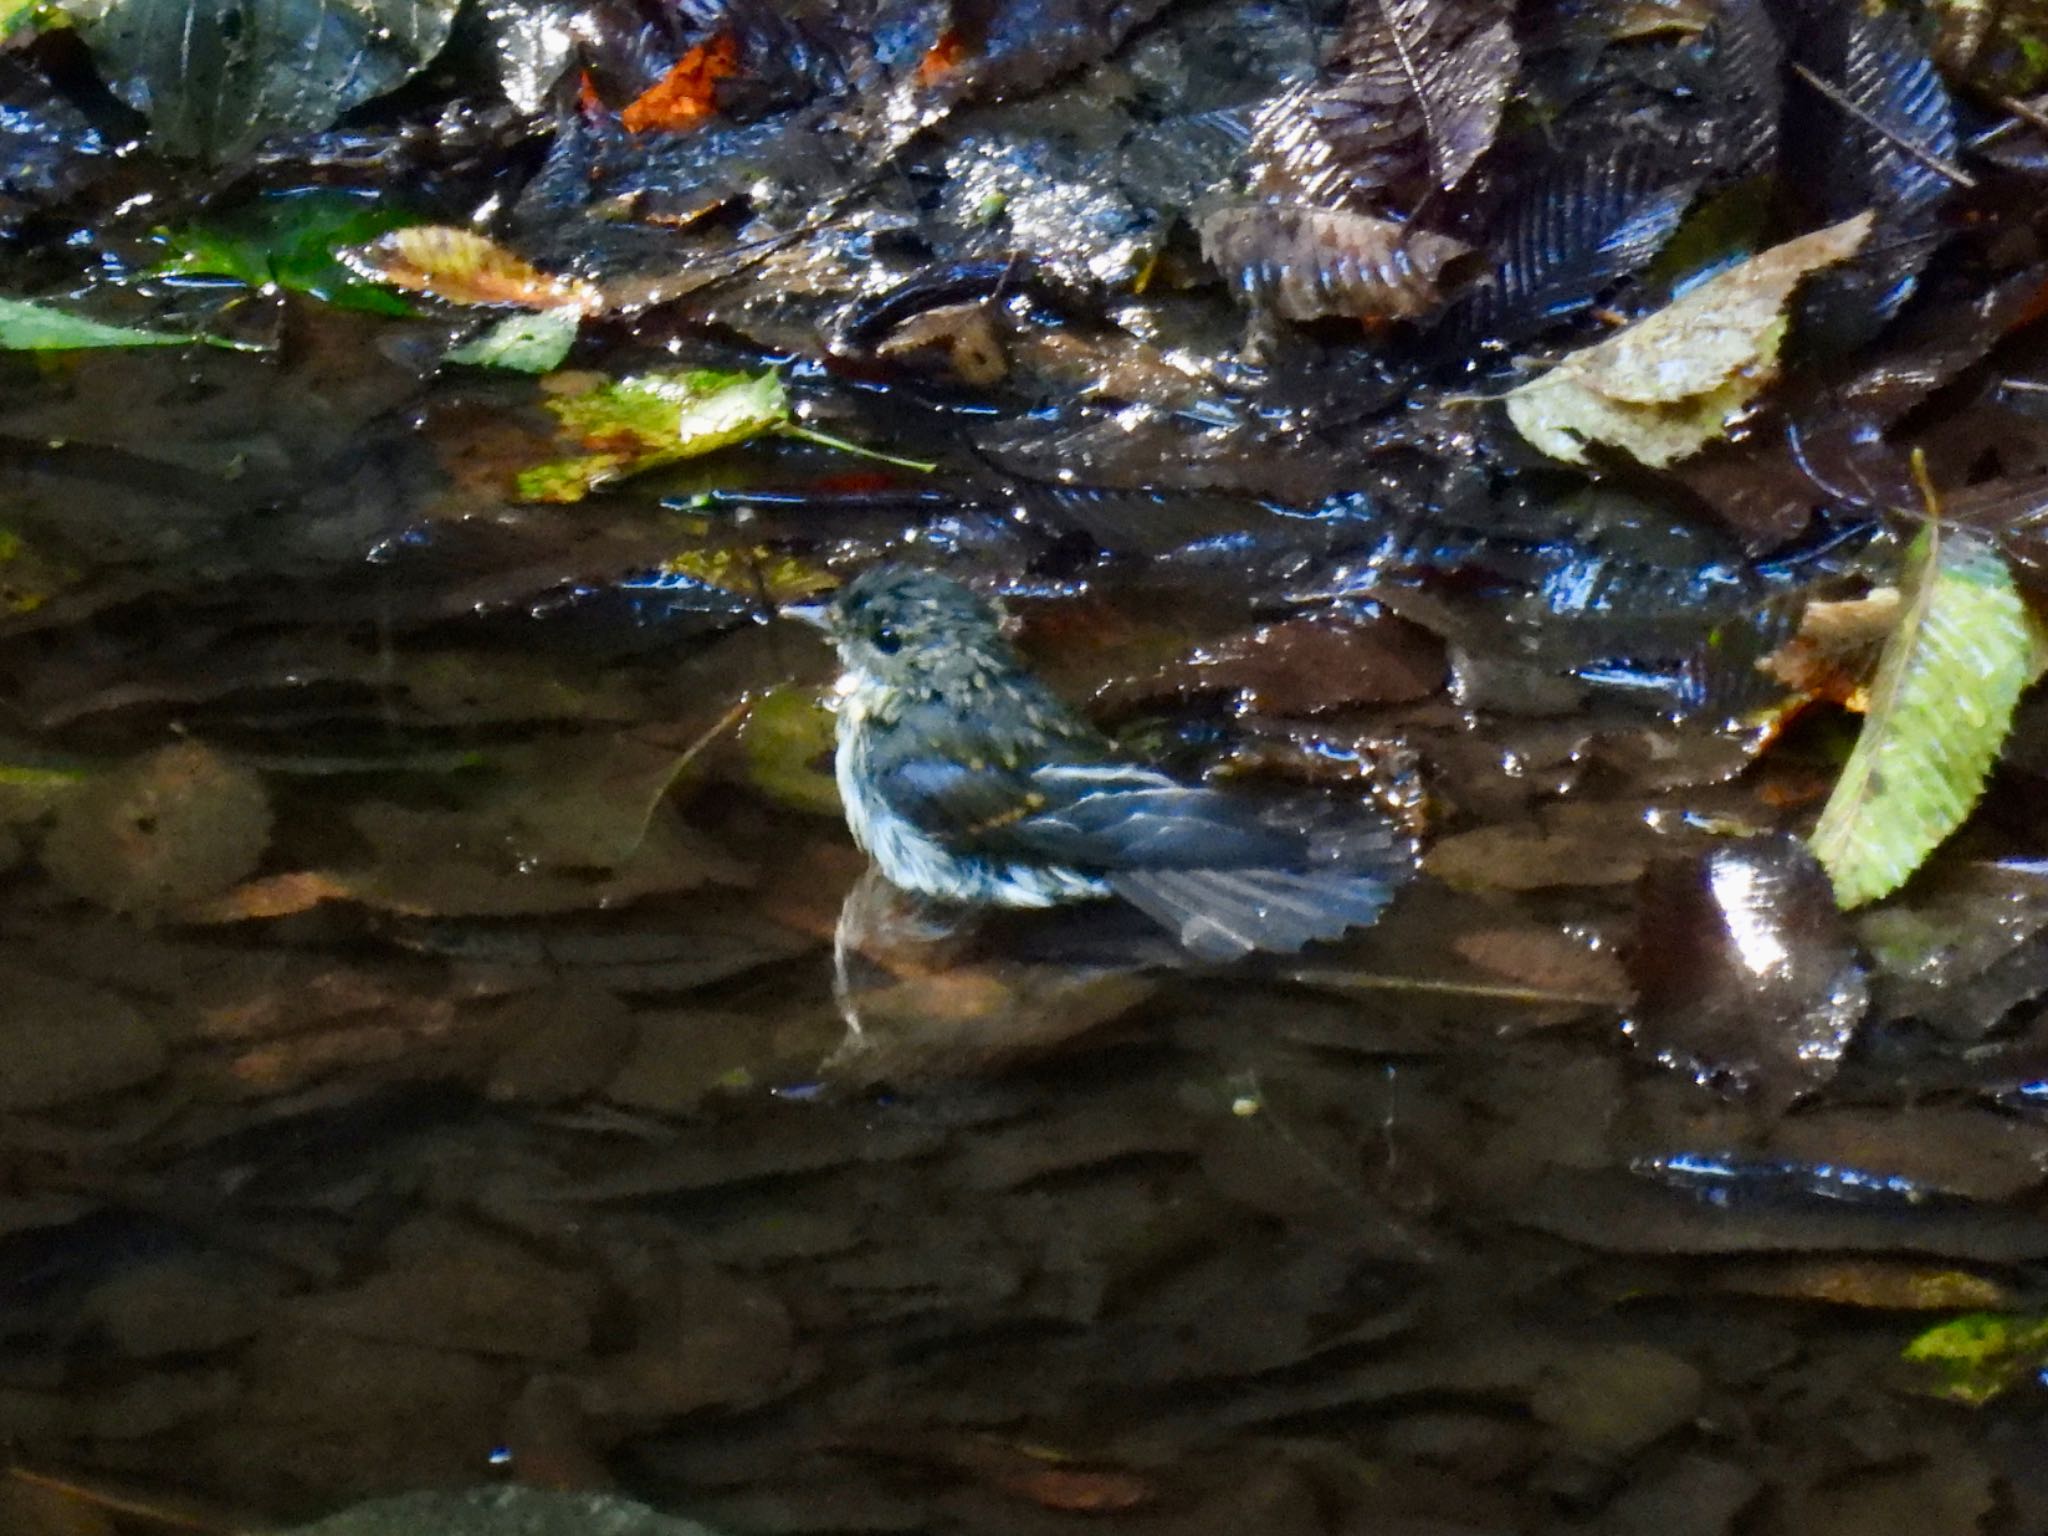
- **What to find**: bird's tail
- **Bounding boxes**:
[1108,864,1402,961]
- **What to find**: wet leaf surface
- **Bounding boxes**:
[7,3,2048,1533]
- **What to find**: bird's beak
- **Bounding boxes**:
[779,599,833,631]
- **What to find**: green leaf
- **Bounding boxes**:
[1808,525,2048,907]
[738,685,840,817]
[446,307,580,373]
[514,370,790,503]
[155,190,415,315]
[1902,1312,2048,1405]
[0,295,204,350]
[1,0,37,31]
[70,0,460,161]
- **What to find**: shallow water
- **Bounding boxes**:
[1,316,2046,1536]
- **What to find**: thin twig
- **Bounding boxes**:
[1790,63,1978,191]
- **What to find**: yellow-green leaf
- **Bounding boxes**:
[1903,1312,2048,1405]
[1809,525,2048,907]
[0,295,202,350]
[514,370,789,504]
[1505,212,1872,467]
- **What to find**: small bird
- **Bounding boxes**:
[787,565,1411,960]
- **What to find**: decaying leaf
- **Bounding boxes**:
[515,369,789,503]
[1198,202,1471,321]
[343,227,600,312]
[1791,6,1959,349]
[1903,1312,2048,1405]
[39,741,272,918]
[1505,212,1874,466]
[1329,0,1519,198]
[620,31,738,133]
[1758,586,1903,709]
[1810,525,2048,908]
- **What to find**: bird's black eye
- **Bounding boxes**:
[872,624,903,656]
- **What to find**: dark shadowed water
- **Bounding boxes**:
[3,315,2048,1536]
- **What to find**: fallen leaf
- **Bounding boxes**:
[1331,0,1519,197]
[343,226,599,311]
[445,307,580,372]
[39,741,272,917]
[1758,586,1902,709]
[1810,525,2048,907]
[1506,212,1874,466]
[0,295,208,351]
[515,369,788,503]
[620,31,737,133]
[71,0,460,160]
[1198,203,1471,322]
[154,190,416,316]
[1903,1312,2048,1405]
[1717,1259,2012,1311]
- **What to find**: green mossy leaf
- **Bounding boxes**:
[514,370,789,503]
[1809,525,2048,907]
[1902,1312,2048,1405]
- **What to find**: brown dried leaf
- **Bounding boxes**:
[1199,203,1472,321]
[40,742,272,918]
[1451,925,1635,1005]
[1331,0,1520,197]
[342,227,600,313]
[1758,586,1902,709]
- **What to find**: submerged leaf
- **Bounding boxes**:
[515,370,789,503]
[445,308,581,373]
[1198,203,1471,321]
[155,190,416,315]
[71,0,460,160]
[343,226,599,312]
[1902,1312,2048,1405]
[0,295,207,350]
[40,741,272,918]
[1810,526,2048,908]
[1505,213,1872,467]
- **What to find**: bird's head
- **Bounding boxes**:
[784,565,1017,691]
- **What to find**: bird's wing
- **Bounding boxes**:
[868,749,1302,868]
[1009,764,1311,869]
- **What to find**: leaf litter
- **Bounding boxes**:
[9,2,2048,1533]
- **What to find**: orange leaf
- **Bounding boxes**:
[344,227,599,312]
[622,32,738,133]
[916,27,969,85]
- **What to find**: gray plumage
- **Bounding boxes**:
[790,566,1410,960]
